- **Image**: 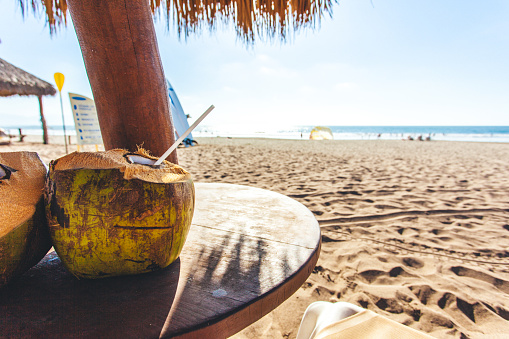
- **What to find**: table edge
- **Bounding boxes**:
[169,237,322,339]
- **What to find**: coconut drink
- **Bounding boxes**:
[0,152,52,287]
[45,149,195,279]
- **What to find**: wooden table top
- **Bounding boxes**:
[0,183,321,338]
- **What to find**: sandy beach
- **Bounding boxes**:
[2,136,509,338]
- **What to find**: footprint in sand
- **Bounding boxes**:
[450,266,509,294]
[409,284,437,305]
[402,257,425,269]
[358,266,415,284]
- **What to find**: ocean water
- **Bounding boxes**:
[194,125,509,143]
[4,125,509,143]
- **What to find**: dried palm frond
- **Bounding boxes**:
[18,0,68,34]
[17,0,335,42]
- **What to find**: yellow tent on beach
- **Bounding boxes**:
[310,126,333,140]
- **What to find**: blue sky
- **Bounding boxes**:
[1,0,508,131]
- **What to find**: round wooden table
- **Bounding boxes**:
[0,183,321,338]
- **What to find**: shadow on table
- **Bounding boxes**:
[0,251,180,338]
[1,226,302,338]
[161,228,295,337]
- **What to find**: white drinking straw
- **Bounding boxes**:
[154,105,215,166]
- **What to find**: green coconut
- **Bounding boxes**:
[45,149,195,279]
[0,152,51,287]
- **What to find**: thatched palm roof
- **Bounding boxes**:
[20,0,334,42]
[0,58,56,97]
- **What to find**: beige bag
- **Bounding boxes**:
[297,301,435,339]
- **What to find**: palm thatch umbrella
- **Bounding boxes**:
[18,0,334,162]
[0,57,56,144]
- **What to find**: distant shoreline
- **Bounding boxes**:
[5,134,509,145]
[3,125,508,143]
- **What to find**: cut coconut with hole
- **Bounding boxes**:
[125,154,159,166]
[0,152,51,287]
[45,149,195,279]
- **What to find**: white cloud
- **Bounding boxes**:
[258,66,299,79]
[298,85,321,95]
[221,86,241,93]
[255,54,272,62]
[334,82,359,91]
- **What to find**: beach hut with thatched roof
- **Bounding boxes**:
[17,0,335,162]
[0,57,56,144]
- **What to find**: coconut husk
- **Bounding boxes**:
[0,151,51,287]
[0,152,47,237]
[51,149,191,183]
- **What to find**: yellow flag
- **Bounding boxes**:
[54,72,65,92]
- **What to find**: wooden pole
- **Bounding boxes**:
[58,90,69,154]
[38,95,49,145]
[66,0,178,163]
